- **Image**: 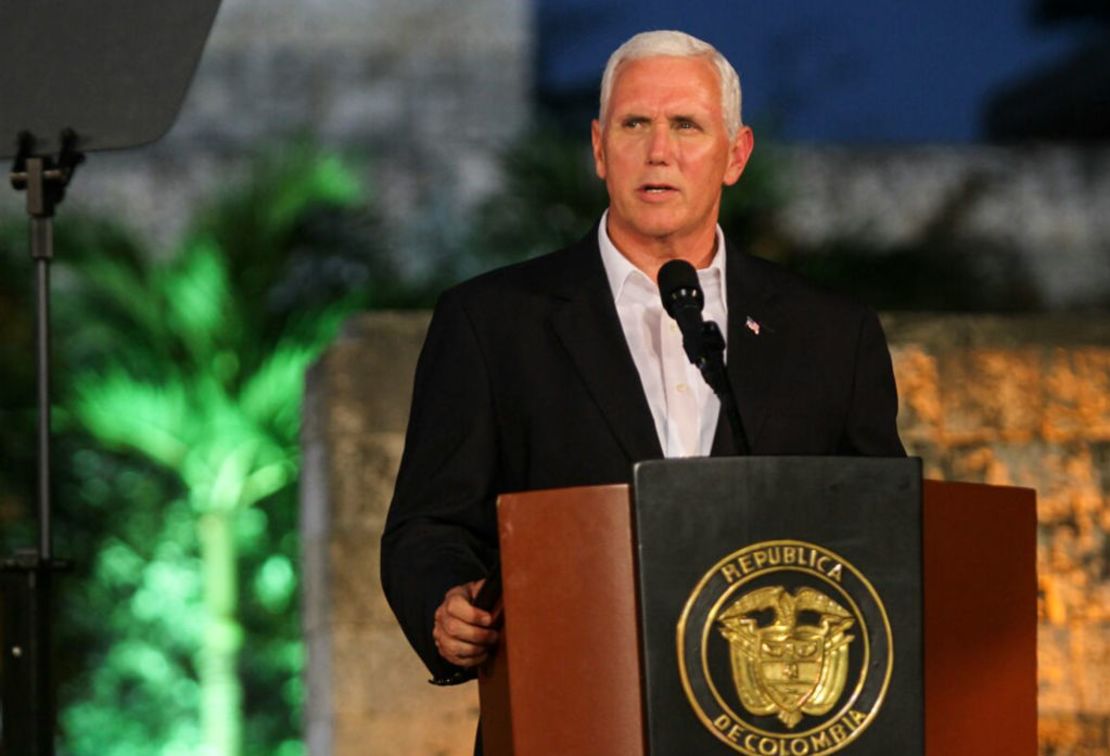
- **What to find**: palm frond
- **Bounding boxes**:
[73,373,193,469]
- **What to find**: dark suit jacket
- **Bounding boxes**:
[380,230,904,681]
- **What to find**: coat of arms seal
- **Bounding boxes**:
[677,540,892,755]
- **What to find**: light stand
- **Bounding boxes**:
[1,2,223,752]
[2,129,82,755]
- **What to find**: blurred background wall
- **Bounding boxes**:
[1,0,1108,754]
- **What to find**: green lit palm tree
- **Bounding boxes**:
[65,147,377,755]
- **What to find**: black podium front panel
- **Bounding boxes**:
[632,457,922,756]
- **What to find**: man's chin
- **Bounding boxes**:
[611,210,680,236]
[620,219,695,244]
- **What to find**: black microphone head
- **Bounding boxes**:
[657,259,704,318]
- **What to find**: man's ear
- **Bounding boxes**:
[723,126,755,186]
[591,119,607,180]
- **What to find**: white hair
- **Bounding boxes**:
[598,30,743,139]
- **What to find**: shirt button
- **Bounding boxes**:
[676,382,688,393]
[669,322,679,333]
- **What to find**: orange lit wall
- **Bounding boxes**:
[887,314,1110,755]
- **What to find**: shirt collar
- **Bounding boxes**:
[597,209,727,306]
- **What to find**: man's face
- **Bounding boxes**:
[592,55,754,255]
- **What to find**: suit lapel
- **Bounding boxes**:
[549,235,663,464]
[711,243,787,455]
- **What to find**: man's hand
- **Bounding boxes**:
[433,579,500,667]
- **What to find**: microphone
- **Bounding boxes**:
[657,259,707,365]
[656,258,750,455]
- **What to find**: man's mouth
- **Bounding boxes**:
[639,183,677,195]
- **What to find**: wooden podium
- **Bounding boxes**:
[477,458,1035,755]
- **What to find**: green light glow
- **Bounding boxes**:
[255,555,295,612]
[62,148,365,755]
[161,238,232,358]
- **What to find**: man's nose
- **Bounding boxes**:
[647,125,673,164]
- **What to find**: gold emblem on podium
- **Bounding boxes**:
[677,540,892,755]
[718,586,854,728]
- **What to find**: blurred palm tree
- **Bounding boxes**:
[55,145,385,755]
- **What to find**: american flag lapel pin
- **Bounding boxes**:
[745,316,761,336]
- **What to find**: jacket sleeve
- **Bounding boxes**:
[838,309,906,457]
[380,288,501,680]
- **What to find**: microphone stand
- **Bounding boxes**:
[693,320,750,456]
[658,259,751,456]
[2,129,81,756]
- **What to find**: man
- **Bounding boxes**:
[382,30,903,692]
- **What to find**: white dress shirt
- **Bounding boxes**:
[597,211,728,458]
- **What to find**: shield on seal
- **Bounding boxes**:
[718,586,855,728]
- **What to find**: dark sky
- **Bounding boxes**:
[537,0,1088,143]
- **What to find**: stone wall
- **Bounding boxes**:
[884,314,1110,755]
[301,312,479,755]
[302,310,1110,755]
[774,146,1110,309]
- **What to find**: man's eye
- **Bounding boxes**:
[623,118,647,129]
[675,120,698,130]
